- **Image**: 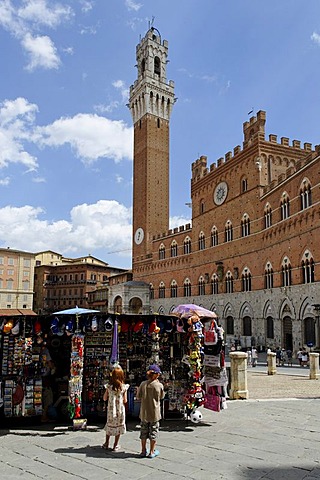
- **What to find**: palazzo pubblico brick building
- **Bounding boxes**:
[113,27,320,354]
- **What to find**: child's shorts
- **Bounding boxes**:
[140,421,159,440]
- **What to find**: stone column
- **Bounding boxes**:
[267,352,277,375]
[229,351,248,400]
[309,352,319,380]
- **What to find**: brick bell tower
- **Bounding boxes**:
[129,27,175,266]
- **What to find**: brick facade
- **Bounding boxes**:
[129,29,320,353]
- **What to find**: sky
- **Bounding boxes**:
[0,0,319,269]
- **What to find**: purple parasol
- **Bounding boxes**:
[172,304,217,319]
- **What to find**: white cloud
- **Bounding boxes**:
[22,32,61,71]
[169,215,191,229]
[0,0,74,70]
[94,101,120,114]
[34,113,133,164]
[62,46,74,55]
[0,96,133,171]
[311,32,320,45]
[126,17,143,31]
[17,0,73,28]
[79,24,98,35]
[0,177,10,186]
[94,80,129,114]
[113,79,129,103]
[125,0,142,12]
[32,176,46,183]
[0,97,38,170]
[0,201,132,259]
[80,0,94,13]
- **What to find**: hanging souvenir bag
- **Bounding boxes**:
[204,321,217,345]
[204,386,221,412]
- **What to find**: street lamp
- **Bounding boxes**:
[312,304,320,350]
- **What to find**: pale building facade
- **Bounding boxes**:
[0,247,35,312]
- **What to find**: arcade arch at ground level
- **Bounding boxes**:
[149,283,320,354]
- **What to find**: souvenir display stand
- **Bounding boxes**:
[172,304,227,422]
[68,332,86,429]
[82,331,112,417]
[202,320,228,412]
[0,317,43,421]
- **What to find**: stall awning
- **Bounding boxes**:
[18,309,37,316]
[0,309,37,316]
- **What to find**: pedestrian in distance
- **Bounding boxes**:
[247,348,252,367]
[286,349,293,366]
[297,349,303,366]
[301,350,309,367]
[137,364,164,459]
[276,347,282,366]
[102,366,127,452]
[280,348,287,366]
[251,347,258,367]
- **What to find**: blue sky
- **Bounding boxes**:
[0,0,319,269]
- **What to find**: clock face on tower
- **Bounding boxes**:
[134,227,144,245]
[214,181,228,205]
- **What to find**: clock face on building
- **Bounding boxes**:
[214,181,228,205]
[134,227,144,245]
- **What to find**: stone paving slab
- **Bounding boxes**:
[1,371,320,479]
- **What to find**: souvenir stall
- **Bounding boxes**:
[1,307,226,426]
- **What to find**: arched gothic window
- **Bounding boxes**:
[198,276,205,296]
[241,177,248,193]
[211,226,218,247]
[183,237,191,255]
[301,251,315,284]
[159,244,165,260]
[170,241,178,257]
[281,257,292,286]
[280,193,290,220]
[300,179,312,210]
[264,262,274,289]
[170,280,178,298]
[154,56,160,75]
[264,203,272,228]
[184,278,192,297]
[225,220,233,242]
[158,282,166,299]
[241,268,252,292]
[211,274,219,294]
[225,271,234,293]
[198,232,205,250]
[241,213,250,237]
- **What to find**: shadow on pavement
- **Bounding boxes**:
[240,465,319,479]
[54,444,142,459]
